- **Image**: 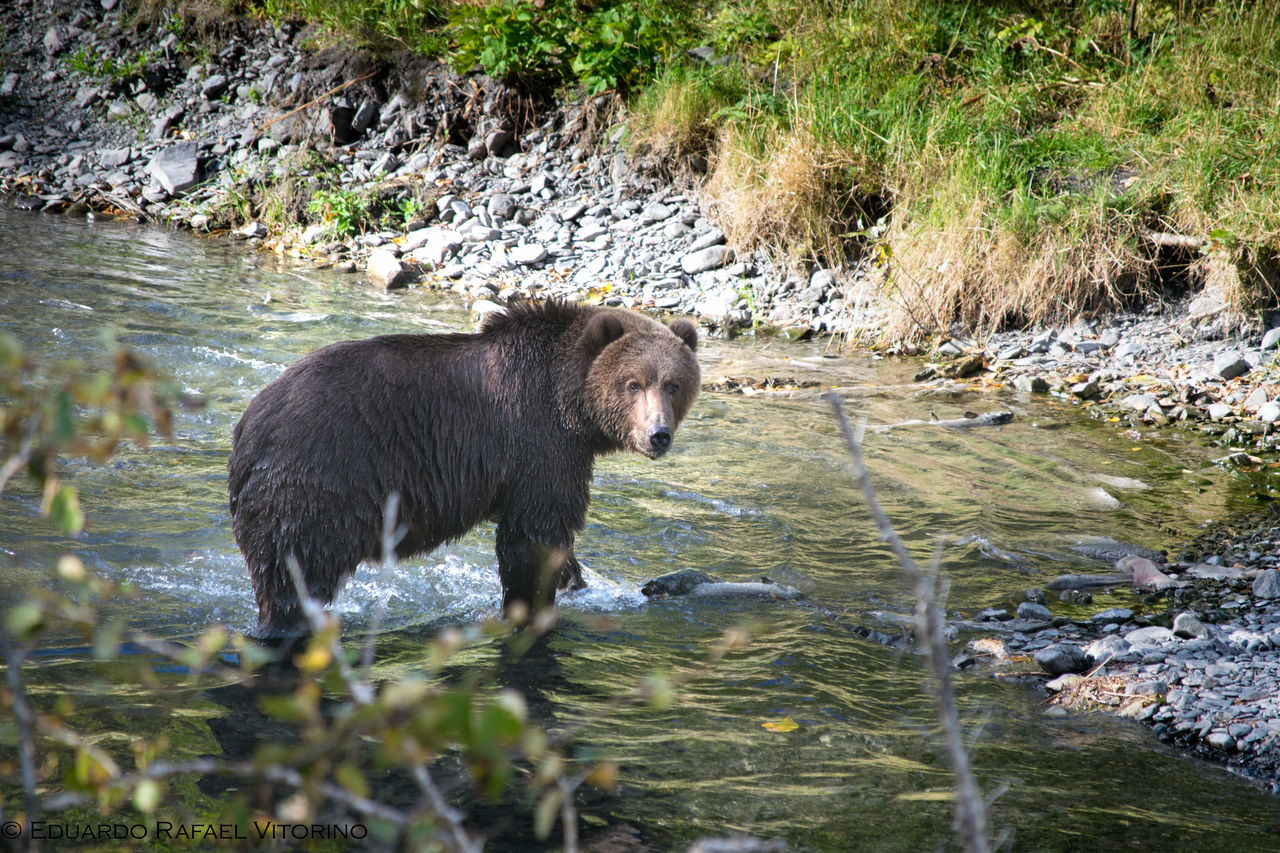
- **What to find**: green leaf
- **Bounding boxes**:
[49,484,85,535]
[6,600,44,637]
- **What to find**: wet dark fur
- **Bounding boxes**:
[228,300,699,638]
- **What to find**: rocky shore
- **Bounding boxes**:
[6,0,1280,795]
[952,522,1280,791]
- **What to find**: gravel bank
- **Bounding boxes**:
[952,528,1280,790]
[7,0,1280,791]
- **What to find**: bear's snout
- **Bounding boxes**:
[648,426,672,455]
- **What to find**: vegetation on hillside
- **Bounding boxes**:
[143,0,1280,342]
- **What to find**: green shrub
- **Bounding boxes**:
[448,0,695,94]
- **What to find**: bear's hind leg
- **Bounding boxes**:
[251,553,354,640]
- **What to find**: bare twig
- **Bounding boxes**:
[284,556,372,705]
[254,69,379,134]
[0,629,41,850]
[826,393,990,853]
[558,775,581,853]
[362,491,408,675]
[410,764,480,853]
[0,414,40,495]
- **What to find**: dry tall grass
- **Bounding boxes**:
[704,121,881,270]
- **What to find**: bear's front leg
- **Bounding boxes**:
[495,521,574,615]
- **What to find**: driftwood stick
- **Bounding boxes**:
[826,393,990,853]
[1141,229,1206,250]
[255,69,379,134]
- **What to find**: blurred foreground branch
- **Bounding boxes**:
[826,393,990,853]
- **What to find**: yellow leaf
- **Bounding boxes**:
[762,717,799,733]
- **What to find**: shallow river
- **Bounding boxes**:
[3,209,1279,850]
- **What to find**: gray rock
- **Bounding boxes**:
[1205,732,1236,751]
[1259,401,1280,424]
[555,203,587,226]
[201,74,229,100]
[1123,625,1177,648]
[146,141,200,195]
[232,221,267,239]
[43,25,64,55]
[1034,643,1091,676]
[682,245,732,275]
[1014,375,1050,393]
[695,288,746,326]
[352,99,377,134]
[461,223,500,243]
[1253,569,1280,600]
[1206,403,1234,420]
[1172,611,1209,639]
[152,105,184,141]
[1261,327,1280,350]
[1045,573,1127,590]
[75,85,101,109]
[367,250,405,290]
[510,244,548,266]
[1085,634,1130,660]
[1121,393,1159,412]
[99,147,132,168]
[488,194,516,222]
[1243,386,1270,412]
[1045,673,1085,692]
[1016,602,1052,621]
[530,172,555,196]
[688,227,726,252]
[640,202,672,224]
[1114,341,1145,360]
[1,73,19,98]
[1071,379,1100,399]
[405,227,462,266]
[1212,350,1250,381]
[1091,607,1133,624]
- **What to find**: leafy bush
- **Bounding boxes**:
[448,0,693,95]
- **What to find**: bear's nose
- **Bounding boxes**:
[649,427,672,453]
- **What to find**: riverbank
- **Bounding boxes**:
[950,515,1280,792]
[6,0,1280,797]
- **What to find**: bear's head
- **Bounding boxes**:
[581,311,700,459]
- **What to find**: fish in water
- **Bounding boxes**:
[641,569,803,600]
[874,410,1014,431]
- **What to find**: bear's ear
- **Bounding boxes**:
[580,312,628,359]
[668,319,698,352]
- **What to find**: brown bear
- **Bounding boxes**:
[227,299,700,638]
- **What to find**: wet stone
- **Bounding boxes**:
[1035,643,1092,676]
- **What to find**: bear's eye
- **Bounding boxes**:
[626,380,642,393]
[667,382,679,395]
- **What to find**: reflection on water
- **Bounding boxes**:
[2,209,1278,850]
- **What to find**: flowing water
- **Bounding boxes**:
[2,208,1279,850]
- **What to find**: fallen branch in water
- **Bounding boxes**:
[826,393,990,853]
